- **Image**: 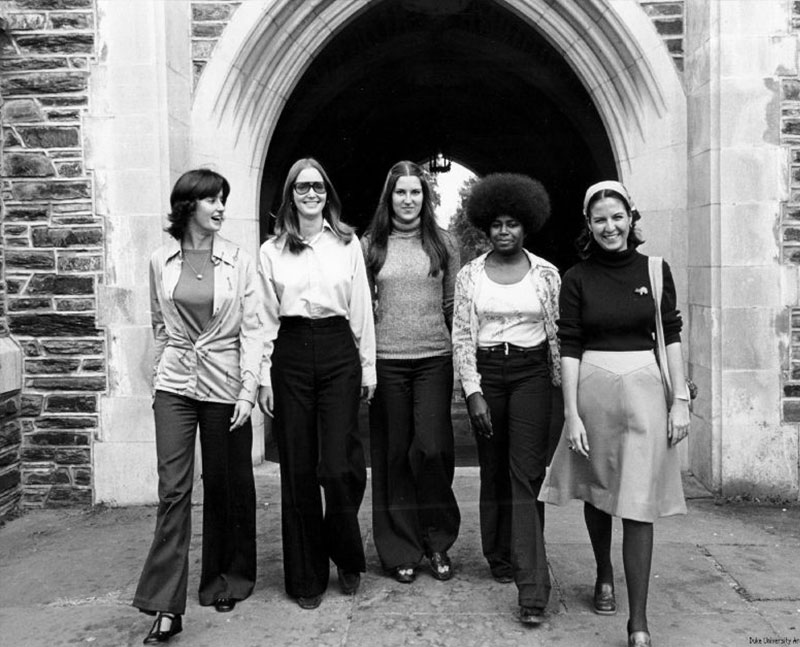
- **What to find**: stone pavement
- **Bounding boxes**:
[1,463,799,647]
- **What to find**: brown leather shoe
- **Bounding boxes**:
[593,581,616,615]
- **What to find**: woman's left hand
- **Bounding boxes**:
[668,400,690,446]
[230,400,253,431]
[361,384,376,404]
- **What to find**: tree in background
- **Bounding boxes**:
[426,168,443,212]
[447,175,490,266]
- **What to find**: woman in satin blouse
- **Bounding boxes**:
[134,168,261,644]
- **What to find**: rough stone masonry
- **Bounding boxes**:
[1,0,101,517]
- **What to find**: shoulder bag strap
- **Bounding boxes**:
[648,256,673,405]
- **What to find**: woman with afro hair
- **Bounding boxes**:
[452,173,561,626]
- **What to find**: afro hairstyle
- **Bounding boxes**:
[466,173,550,237]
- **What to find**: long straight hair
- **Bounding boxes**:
[364,160,449,276]
[274,158,353,253]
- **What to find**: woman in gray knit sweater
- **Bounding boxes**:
[362,161,461,584]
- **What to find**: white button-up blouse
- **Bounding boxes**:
[258,223,377,388]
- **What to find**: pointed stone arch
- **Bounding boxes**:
[191,0,687,263]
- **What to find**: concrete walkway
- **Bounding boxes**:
[1,463,799,646]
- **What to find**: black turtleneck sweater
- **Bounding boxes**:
[557,248,682,359]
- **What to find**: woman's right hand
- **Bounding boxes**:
[257,385,274,417]
[466,392,493,439]
[564,413,590,458]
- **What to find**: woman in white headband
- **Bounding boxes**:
[539,180,690,647]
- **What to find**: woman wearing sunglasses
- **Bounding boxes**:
[258,158,376,610]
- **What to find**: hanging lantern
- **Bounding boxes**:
[428,150,452,174]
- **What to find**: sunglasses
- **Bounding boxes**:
[293,181,327,195]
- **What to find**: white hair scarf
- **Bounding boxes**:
[582,180,636,216]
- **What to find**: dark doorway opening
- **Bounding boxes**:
[260,0,617,465]
[260,0,616,270]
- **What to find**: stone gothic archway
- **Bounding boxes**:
[89,0,690,505]
[186,0,690,469]
[191,0,687,262]
[78,0,800,504]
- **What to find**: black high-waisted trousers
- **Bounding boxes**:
[271,316,366,598]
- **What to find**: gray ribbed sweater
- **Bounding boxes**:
[362,228,460,359]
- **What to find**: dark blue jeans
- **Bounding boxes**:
[369,355,460,570]
[475,343,551,608]
[134,391,256,615]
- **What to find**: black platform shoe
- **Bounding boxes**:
[143,613,182,644]
[213,597,236,612]
[429,552,453,581]
[392,565,416,584]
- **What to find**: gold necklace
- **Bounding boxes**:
[182,249,210,280]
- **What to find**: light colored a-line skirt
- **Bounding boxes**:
[539,350,686,523]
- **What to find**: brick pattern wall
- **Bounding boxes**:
[1,0,100,508]
[781,3,800,422]
[0,17,23,521]
[638,0,684,72]
[192,1,241,88]
[0,389,21,521]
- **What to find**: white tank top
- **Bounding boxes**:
[475,269,546,348]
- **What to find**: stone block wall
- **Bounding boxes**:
[781,2,800,424]
[0,19,22,521]
[783,156,800,421]
[1,0,100,508]
[191,1,241,88]
[0,180,22,520]
[0,388,21,521]
[638,0,685,71]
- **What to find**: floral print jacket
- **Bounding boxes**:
[452,250,561,396]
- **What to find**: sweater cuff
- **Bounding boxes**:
[559,346,583,360]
